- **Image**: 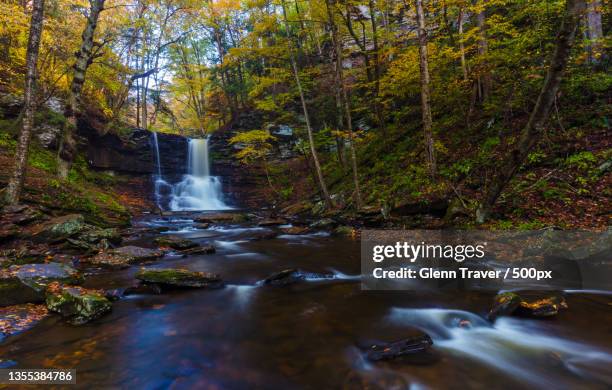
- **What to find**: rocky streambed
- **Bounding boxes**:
[0,209,611,388]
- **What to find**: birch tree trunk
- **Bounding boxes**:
[4,0,45,204]
[57,0,106,179]
[476,0,491,102]
[476,0,587,223]
[585,0,603,64]
[415,0,436,177]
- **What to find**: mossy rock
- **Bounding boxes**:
[136,268,223,289]
[31,214,87,243]
[45,282,112,325]
[488,292,522,320]
[488,292,568,320]
[0,263,82,307]
[154,236,199,250]
[333,226,356,237]
[88,246,164,269]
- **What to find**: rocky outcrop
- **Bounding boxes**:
[45,282,112,325]
[135,268,224,289]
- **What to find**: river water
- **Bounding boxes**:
[1,213,611,389]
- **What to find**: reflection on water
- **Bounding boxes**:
[1,214,611,389]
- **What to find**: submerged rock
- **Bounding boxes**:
[488,292,568,320]
[0,304,49,340]
[136,268,224,289]
[0,263,83,306]
[154,236,199,250]
[364,334,435,363]
[45,282,112,325]
[263,268,305,286]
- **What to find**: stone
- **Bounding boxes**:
[364,334,435,362]
[263,268,305,286]
[280,226,311,235]
[251,231,279,240]
[154,236,199,250]
[333,226,356,237]
[309,218,337,229]
[194,223,210,229]
[1,204,44,225]
[31,214,87,243]
[193,213,246,223]
[488,292,522,321]
[88,246,164,269]
[489,292,568,320]
[124,283,162,295]
[0,263,82,307]
[179,245,216,256]
[258,218,287,227]
[35,123,62,149]
[104,289,125,301]
[45,282,112,325]
[0,224,19,243]
[136,268,224,289]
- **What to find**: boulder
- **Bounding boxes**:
[154,235,199,250]
[488,292,522,321]
[193,213,246,223]
[364,334,434,362]
[1,204,44,225]
[179,245,216,256]
[332,226,356,237]
[194,223,210,229]
[309,218,337,229]
[0,243,50,266]
[31,214,87,243]
[263,268,305,286]
[45,282,112,325]
[488,292,568,320]
[258,218,287,227]
[136,268,224,289]
[87,246,164,269]
[0,263,82,307]
[280,226,311,235]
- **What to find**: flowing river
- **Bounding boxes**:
[0,213,611,389]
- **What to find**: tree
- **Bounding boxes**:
[415,0,436,177]
[229,130,277,193]
[57,0,106,179]
[4,0,45,205]
[476,0,587,223]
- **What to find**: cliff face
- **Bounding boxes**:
[83,126,267,209]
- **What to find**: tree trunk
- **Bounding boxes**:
[57,0,106,179]
[415,0,436,177]
[476,0,491,102]
[281,0,333,209]
[585,0,603,64]
[476,0,586,223]
[458,8,468,82]
[4,0,45,204]
[325,0,362,209]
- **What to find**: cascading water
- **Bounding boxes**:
[151,134,230,211]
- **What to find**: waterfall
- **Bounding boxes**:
[169,138,230,211]
[151,134,230,211]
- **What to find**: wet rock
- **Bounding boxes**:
[193,213,246,223]
[0,263,83,307]
[136,268,224,289]
[280,226,311,235]
[333,226,356,237]
[104,288,125,301]
[364,334,435,363]
[88,246,164,269]
[78,227,122,245]
[0,304,49,340]
[154,235,199,250]
[309,218,337,229]
[31,214,87,243]
[251,231,279,240]
[179,245,216,256]
[258,218,287,227]
[45,282,112,325]
[489,292,568,320]
[263,268,305,286]
[0,224,19,243]
[488,292,522,320]
[114,245,164,260]
[0,243,50,266]
[194,223,210,229]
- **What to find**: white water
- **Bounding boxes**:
[388,308,612,387]
[151,134,230,211]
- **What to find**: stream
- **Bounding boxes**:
[0,212,611,389]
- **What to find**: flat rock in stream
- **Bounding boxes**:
[179,245,216,256]
[0,263,83,306]
[258,218,287,227]
[87,246,164,269]
[193,213,247,223]
[364,334,435,363]
[262,268,335,286]
[136,268,224,289]
[154,236,199,250]
[488,292,568,320]
[280,226,311,235]
[45,282,112,325]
